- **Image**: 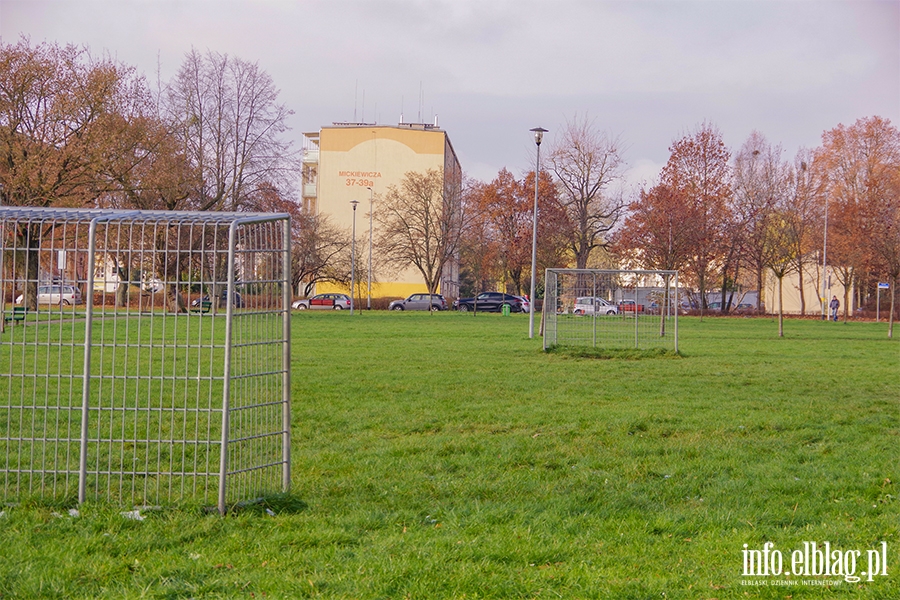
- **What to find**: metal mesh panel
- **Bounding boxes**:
[0,207,291,513]
[543,268,679,353]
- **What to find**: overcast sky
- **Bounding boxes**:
[3,0,898,190]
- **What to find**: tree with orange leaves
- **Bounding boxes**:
[461,168,565,297]
[0,39,187,310]
[814,116,900,330]
[613,182,693,334]
[659,123,732,313]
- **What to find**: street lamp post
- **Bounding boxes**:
[529,127,548,339]
[350,200,359,315]
[366,187,374,310]
[821,187,828,321]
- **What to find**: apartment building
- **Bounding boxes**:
[302,121,461,300]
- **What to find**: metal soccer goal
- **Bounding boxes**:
[543,268,680,352]
[0,207,292,514]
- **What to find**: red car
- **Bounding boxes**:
[292,293,351,310]
[618,300,644,313]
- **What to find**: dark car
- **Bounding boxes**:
[389,293,447,311]
[453,292,524,313]
[191,290,244,309]
[734,302,758,314]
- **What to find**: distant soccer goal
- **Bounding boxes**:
[543,269,680,352]
[0,207,292,514]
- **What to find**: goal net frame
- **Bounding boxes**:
[543,268,680,353]
[1,207,292,514]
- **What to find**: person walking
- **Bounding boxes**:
[829,295,840,322]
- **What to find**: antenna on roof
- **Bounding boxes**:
[418,82,423,123]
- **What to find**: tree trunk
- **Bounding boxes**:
[21,224,41,311]
[115,282,128,308]
[778,275,784,338]
[720,266,729,315]
[168,284,186,313]
[697,269,708,321]
[756,266,764,312]
[842,286,851,323]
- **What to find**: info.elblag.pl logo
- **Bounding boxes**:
[742,541,889,584]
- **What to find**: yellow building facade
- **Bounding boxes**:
[302,122,461,300]
[764,262,852,316]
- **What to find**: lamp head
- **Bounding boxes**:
[351,200,359,211]
[530,127,548,146]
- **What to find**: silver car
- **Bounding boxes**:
[16,284,83,306]
[573,296,618,315]
[388,293,447,311]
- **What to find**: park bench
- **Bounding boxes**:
[190,300,212,314]
[3,306,27,323]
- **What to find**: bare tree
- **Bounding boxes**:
[782,150,820,316]
[292,212,353,297]
[374,168,465,296]
[165,49,297,212]
[732,133,786,312]
[548,116,626,269]
[242,181,352,297]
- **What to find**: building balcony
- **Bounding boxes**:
[302,148,319,164]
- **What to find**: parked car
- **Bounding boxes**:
[573,296,618,315]
[453,292,524,313]
[15,284,83,306]
[707,301,722,310]
[141,277,164,293]
[191,290,244,309]
[518,296,531,313]
[292,293,351,310]
[734,303,758,313]
[389,293,447,311]
[618,299,644,313]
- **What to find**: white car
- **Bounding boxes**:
[292,293,351,310]
[518,296,531,314]
[573,296,618,315]
[16,284,83,306]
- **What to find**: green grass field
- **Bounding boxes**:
[1,312,897,598]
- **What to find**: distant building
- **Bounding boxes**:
[764,263,852,316]
[301,121,461,300]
